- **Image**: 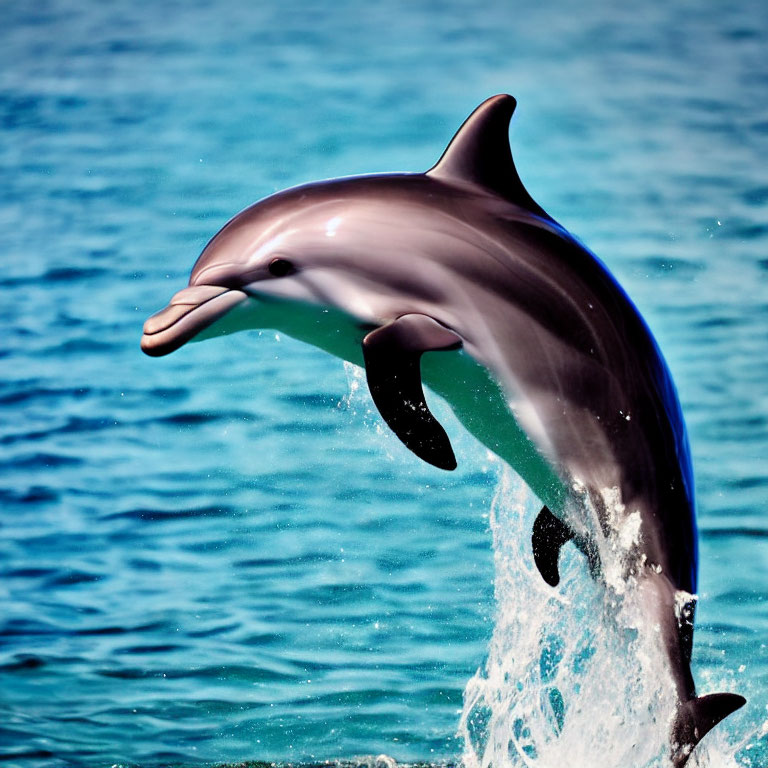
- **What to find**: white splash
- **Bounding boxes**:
[340,361,387,439]
[340,360,365,410]
[457,465,759,768]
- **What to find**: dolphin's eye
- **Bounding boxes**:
[268,258,295,277]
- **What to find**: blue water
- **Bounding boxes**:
[2,1,767,766]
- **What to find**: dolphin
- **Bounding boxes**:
[140,94,744,764]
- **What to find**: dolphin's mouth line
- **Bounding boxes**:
[140,285,249,357]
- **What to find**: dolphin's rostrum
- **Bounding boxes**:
[141,95,744,763]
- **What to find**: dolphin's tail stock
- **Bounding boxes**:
[671,692,746,766]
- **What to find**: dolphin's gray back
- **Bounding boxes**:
[429,182,697,594]
[213,172,697,596]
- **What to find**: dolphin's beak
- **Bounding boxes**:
[140,285,249,357]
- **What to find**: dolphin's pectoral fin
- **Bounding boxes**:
[362,314,462,471]
[672,692,746,766]
[531,506,573,587]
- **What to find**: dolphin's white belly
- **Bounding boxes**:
[421,349,568,514]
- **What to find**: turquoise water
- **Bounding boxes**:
[2,1,767,766]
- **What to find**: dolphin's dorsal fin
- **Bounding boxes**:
[672,692,746,766]
[427,94,547,217]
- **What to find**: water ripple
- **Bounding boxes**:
[1,0,766,764]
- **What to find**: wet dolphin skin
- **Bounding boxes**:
[141,95,745,764]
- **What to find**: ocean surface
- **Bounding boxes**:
[1,1,767,766]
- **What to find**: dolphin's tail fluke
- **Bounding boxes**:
[671,692,746,766]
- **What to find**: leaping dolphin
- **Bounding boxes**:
[140,94,744,764]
